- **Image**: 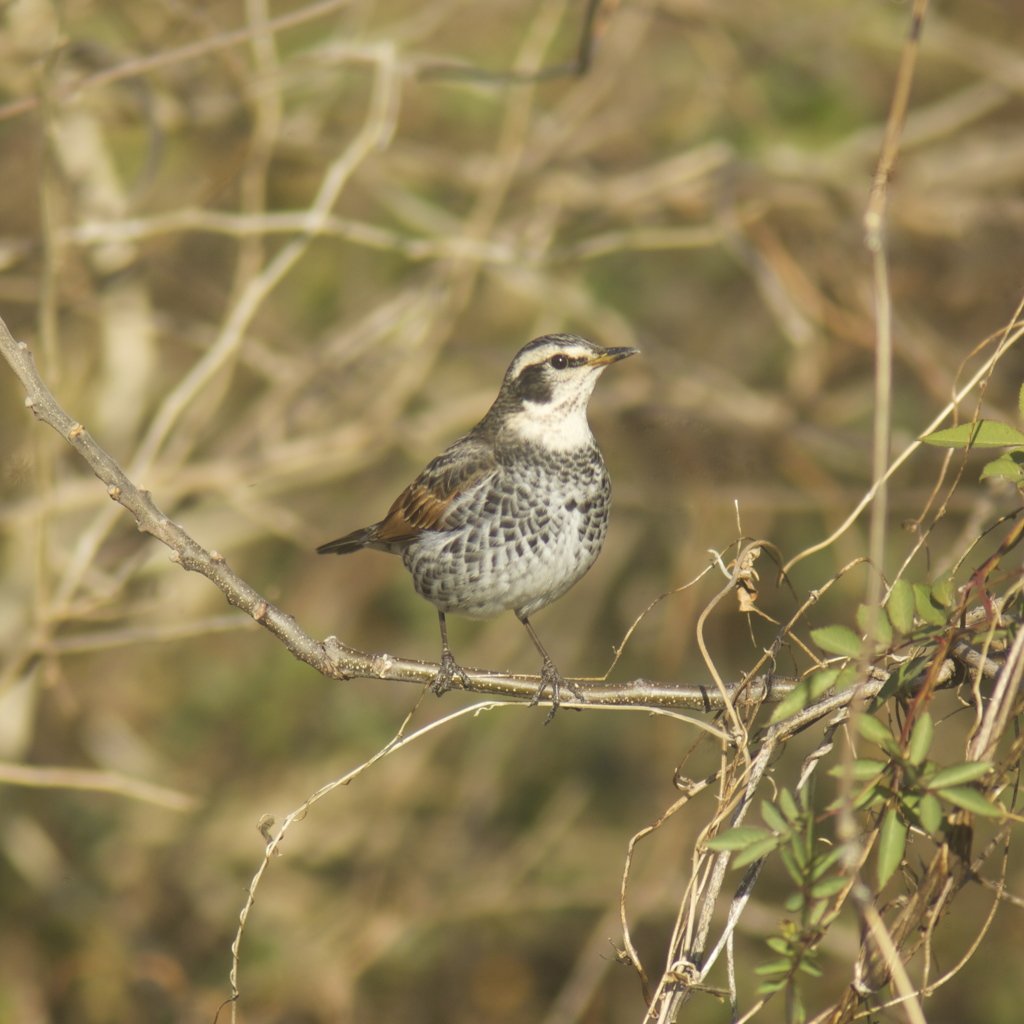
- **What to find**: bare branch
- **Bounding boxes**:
[0,0,362,123]
[0,762,197,811]
[0,315,801,712]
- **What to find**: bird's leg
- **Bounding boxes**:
[517,614,585,722]
[432,611,467,695]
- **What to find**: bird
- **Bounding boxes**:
[317,333,638,719]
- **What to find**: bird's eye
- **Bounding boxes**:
[550,354,569,370]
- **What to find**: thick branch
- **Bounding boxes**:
[2,316,789,711]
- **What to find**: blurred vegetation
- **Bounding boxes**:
[2,0,1024,1021]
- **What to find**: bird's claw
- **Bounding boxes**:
[432,648,468,696]
[529,658,586,723]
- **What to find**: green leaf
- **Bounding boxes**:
[890,656,928,696]
[898,790,920,816]
[834,664,860,691]
[921,421,1024,448]
[809,875,847,899]
[859,604,893,643]
[887,579,915,634]
[938,787,1003,818]
[810,846,844,878]
[797,960,823,978]
[779,788,801,823]
[926,762,993,789]
[766,936,791,955]
[766,667,841,722]
[913,584,947,627]
[733,834,785,868]
[769,679,813,724]
[852,783,888,811]
[790,984,807,1023]
[780,847,802,886]
[857,603,893,646]
[754,959,793,976]
[907,713,933,767]
[704,827,769,851]
[980,452,1024,483]
[809,668,839,699]
[787,832,808,869]
[877,806,908,888]
[931,570,955,608]
[811,624,863,658]
[756,978,788,994]
[828,758,889,781]
[762,800,790,835]
[784,892,805,913]
[858,714,898,754]
[807,899,830,928]
[918,793,943,835]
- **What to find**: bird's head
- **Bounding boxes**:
[485,334,639,450]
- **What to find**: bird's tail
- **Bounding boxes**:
[316,528,374,555]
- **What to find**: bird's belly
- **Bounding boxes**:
[402,494,608,619]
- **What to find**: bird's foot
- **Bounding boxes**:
[529,658,586,723]
[431,648,468,696]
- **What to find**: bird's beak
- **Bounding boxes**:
[588,346,640,367]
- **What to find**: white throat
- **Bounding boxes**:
[504,398,596,451]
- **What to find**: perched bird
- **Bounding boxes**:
[318,334,638,718]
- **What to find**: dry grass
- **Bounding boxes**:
[2,1,1024,1021]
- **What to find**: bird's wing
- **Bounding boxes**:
[372,435,498,544]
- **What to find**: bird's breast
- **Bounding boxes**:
[401,443,611,618]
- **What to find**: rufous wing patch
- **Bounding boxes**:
[373,482,446,542]
[372,443,496,543]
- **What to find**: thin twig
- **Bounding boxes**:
[418,0,616,81]
[782,317,1024,576]
[0,0,361,122]
[0,762,197,811]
